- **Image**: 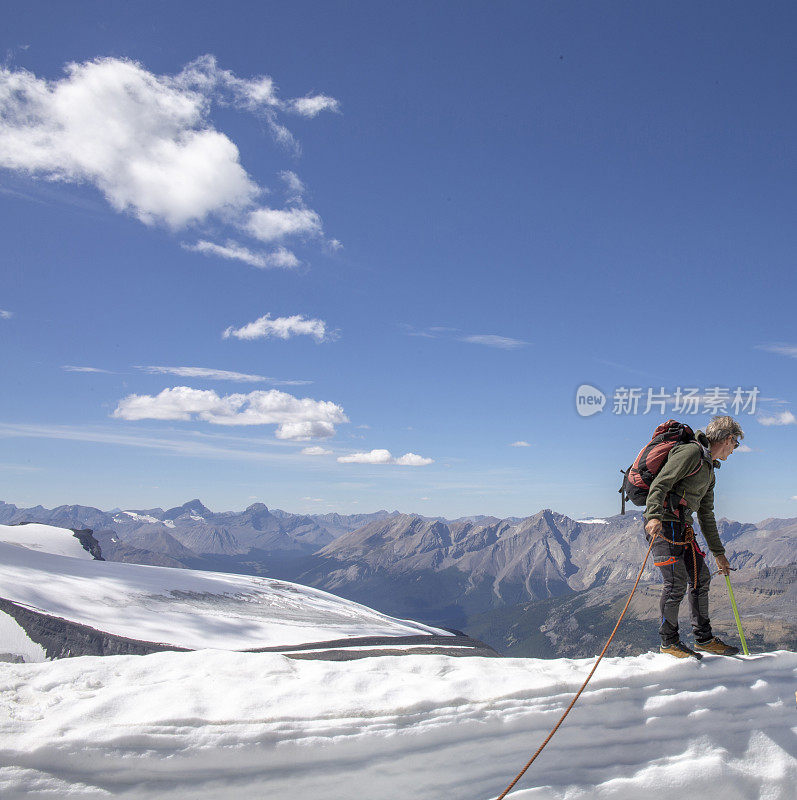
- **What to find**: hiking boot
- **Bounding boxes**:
[694,637,740,656]
[660,641,703,659]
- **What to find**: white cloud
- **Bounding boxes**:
[395,452,434,466]
[223,313,330,342]
[135,366,310,385]
[174,55,279,109]
[404,325,529,350]
[182,240,299,269]
[0,309,13,319]
[461,334,529,349]
[337,449,433,466]
[112,386,348,439]
[0,56,337,256]
[510,441,531,447]
[0,422,310,463]
[757,411,796,426]
[736,444,753,453]
[302,446,332,456]
[246,206,322,243]
[62,366,113,373]
[0,58,258,228]
[280,170,305,202]
[755,343,797,358]
[289,95,340,117]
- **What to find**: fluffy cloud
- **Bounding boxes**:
[289,95,340,117]
[337,449,433,466]
[757,411,796,426]
[0,58,257,228]
[182,240,299,269]
[113,386,348,439]
[0,56,337,254]
[301,445,333,456]
[62,366,113,373]
[135,366,310,385]
[395,452,435,466]
[246,206,322,243]
[223,313,330,342]
[0,310,13,319]
[510,440,531,447]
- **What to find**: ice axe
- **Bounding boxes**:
[724,573,749,655]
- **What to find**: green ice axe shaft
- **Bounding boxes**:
[724,574,749,655]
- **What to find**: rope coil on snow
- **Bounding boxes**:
[494,533,659,800]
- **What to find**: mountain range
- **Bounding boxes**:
[2,499,794,655]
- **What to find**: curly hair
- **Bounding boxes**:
[704,415,744,443]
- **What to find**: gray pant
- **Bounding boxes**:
[648,521,713,646]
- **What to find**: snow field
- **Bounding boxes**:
[0,648,794,799]
[0,612,47,663]
[0,523,94,560]
[0,524,446,650]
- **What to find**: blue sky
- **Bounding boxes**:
[1,1,795,522]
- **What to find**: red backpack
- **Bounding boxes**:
[619,420,697,514]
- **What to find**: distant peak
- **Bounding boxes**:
[163,499,212,520]
[183,499,210,513]
[245,503,269,513]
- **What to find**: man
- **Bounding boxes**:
[644,415,743,658]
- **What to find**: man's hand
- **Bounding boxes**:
[715,553,731,576]
[645,518,662,538]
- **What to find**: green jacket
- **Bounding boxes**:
[643,430,724,556]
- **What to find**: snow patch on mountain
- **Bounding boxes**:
[117,511,162,524]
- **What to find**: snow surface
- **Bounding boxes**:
[0,523,94,559]
[0,611,47,663]
[0,649,793,799]
[0,524,447,650]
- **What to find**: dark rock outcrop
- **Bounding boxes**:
[0,598,189,659]
[70,528,104,560]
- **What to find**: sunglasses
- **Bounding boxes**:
[731,437,740,450]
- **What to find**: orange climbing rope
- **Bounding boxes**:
[495,532,664,800]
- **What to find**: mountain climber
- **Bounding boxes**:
[644,415,743,658]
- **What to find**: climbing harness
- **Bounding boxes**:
[495,522,713,800]
[659,520,701,590]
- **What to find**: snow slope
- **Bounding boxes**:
[0,523,94,559]
[0,523,446,650]
[0,649,793,799]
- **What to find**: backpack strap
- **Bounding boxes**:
[665,442,708,515]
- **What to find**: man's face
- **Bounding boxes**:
[716,435,739,461]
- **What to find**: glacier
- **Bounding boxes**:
[0,522,793,799]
